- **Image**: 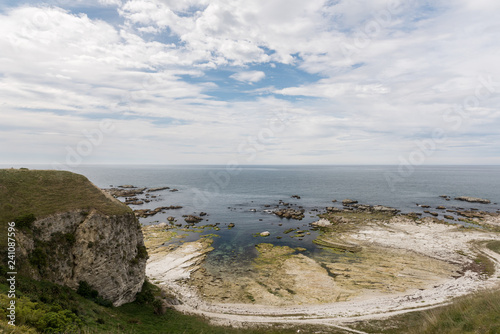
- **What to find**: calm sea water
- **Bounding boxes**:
[7,164,500,270]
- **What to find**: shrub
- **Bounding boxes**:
[36,310,81,333]
[134,281,155,305]
[136,245,148,259]
[76,281,98,299]
[76,281,113,308]
[29,248,47,269]
[15,213,36,229]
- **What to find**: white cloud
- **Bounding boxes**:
[1,1,500,164]
[230,71,266,83]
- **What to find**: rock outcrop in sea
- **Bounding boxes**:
[454,196,491,204]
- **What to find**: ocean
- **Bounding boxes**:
[7,164,500,272]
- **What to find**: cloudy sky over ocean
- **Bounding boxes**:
[1,0,499,165]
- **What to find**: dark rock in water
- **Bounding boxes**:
[273,208,305,220]
[332,199,337,203]
[454,196,490,204]
[291,195,301,199]
[444,215,455,220]
[440,195,450,199]
[371,205,399,214]
[167,216,175,222]
[199,212,207,216]
[106,187,146,198]
[228,223,235,228]
[406,212,420,219]
[184,215,203,223]
[342,199,358,205]
[134,206,183,218]
[126,200,144,205]
[421,205,431,208]
[118,185,136,188]
[457,211,484,219]
[170,188,179,192]
[326,207,342,213]
[436,206,446,210]
[147,186,170,192]
[424,210,431,214]
[430,212,439,217]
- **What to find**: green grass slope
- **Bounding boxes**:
[0,168,131,248]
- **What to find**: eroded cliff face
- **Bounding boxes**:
[17,209,147,306]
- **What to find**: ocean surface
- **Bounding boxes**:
[7,164,500,272]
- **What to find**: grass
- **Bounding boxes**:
[486,240,500,254]
[0,169,131,247]
[351,289,500,334]
[0,273,341,334]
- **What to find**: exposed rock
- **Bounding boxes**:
[311,218,332,227]
[372,205,399,214]
[313,236,362,253]
[331,199,337,203]
[436,206,446,210]
[291,195,301,199]
[105,187,146,198]
[260,231,270,237]
[126,200,144,205]
[430,212,439,217]
[421,205,431,208]
[134,206,183,218]
[440,195,450,199]
[16,210,146,307]
[147,187,170,192]
[342,199,358,205]
[199,212,207,217]
[444,215,455,220]
[228,223,235,228]
[2,171,148,308]
[457,211,485,219]
[184,215,203,223]
[326,207,342,213]
[167,216,175,222]
[170,188,179,192]
[455,196,491,204]
[119,185,136,188]
[273,208,305,220]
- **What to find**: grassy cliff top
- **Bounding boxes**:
[0,169,131,235]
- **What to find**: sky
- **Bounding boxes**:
[0,0,499,166]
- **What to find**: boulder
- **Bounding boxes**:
[342,199,358,205]
[260,231,270,237]
[454,196,491,204]
[311,218,332,227]
[184,215,203,223]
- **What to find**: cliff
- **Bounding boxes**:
[0,169,147,306]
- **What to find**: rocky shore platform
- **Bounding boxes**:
[142,206,500,329]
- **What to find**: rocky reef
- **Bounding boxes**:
[455,196,491,204]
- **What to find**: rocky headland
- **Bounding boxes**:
[0,169,147,306]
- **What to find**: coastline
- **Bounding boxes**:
[144,213,500,328]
